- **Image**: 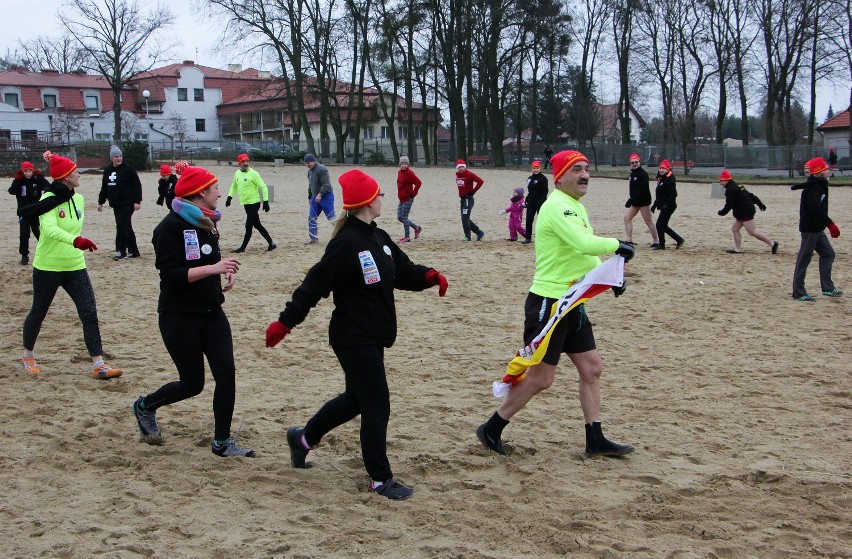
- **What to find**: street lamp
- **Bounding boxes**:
[48,114,53,143]
[90,121,95,140]
[142,89,152,162]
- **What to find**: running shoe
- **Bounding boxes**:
[771,241,779,254]
[398,237,411,243]
[113,252,127,261]
[371,479,413,500]
[21,356,40,374]
[267,242,277,252]
[92,363,123,379]
[476,423,507,456]
[132,397,160,437]
[476,231,485,241]
[822,289,843,298]
[414,226,422,239]
[795,294,817,302]
[211,438,255,457]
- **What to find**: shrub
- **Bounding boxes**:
[366,150,387,165]
[119,140,151,171]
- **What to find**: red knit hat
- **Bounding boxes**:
[237,153,250,164]
[531,160,541,169]
[42,151,77,181]
[806,157,828,175]
[629,153,640,163]
[174,160,189,175]
[551,150,589,183]
[719,169,732,181]
[21,161,35,172]
[456,159,466,169]
[160,164,172,175]
[340,169,380,210]
[658,159,671,171]
[174,166,218,198]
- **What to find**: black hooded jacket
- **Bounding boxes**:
[791,176,833,233]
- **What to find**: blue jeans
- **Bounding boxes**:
[308,193,336,241]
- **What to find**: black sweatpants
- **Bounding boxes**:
[460,196,482,239]
[303,344,393,482]
[141,308,236,441]
[238,202,273,249]
[655,205,684,247]
[113,205,139,256]
[18,216,40,256]
[524,198,545,242]
[23,268,103,356]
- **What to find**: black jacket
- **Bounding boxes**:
[719,180,764,222]
[526,173,549,205]
[9,170,51,208]
[152,212,225,314]
[157,174,178,208]
[627,166,652,207]
[279,217,431,348]
[653,172,677,210]
[792,176,833,233]
[99,163,142,207]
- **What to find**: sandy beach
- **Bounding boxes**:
[1,161,849,558]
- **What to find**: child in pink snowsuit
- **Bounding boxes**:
[499,187,527,241]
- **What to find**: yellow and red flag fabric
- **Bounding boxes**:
[492,256,626,397]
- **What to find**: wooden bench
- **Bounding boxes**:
[467,155,491,166]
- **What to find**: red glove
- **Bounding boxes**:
[827,223,840,238]
[73,236,98,252]
[266,321,291,347]
[425,269,448,297]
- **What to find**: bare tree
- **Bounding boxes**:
[61,0,173,141]
[52,109,87,144]
[165,112,189,149]
[18,35,89,73]
[609,0,640,144]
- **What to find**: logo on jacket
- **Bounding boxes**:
[563,209,577,217]
[58,209,66,218]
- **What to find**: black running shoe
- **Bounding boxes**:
[371,479,413,500]
[476,423,507,456]
[286,426,310,468]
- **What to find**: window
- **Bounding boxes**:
[194,88,204,101]
[4,93,19,107]
[177,88,188,101]
[85,95,99,110]
[398,126,408,140]
[380,126,390,139]
[195,119,206,132]
[363,127,374,140]
[43,94,57,108]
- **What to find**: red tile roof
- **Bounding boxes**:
[817,108,850,131]
[0,68,136,113]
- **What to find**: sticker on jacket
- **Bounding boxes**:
[358,250,380,284]
[184,230,201,260]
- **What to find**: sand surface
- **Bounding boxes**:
[1,162,849,558]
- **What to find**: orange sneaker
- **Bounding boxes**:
[21,357,40,374]
[92,363,123,379]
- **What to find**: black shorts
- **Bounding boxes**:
[523,292,596,365]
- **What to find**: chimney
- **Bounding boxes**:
[183,60,195,66]
[228,64,242,73]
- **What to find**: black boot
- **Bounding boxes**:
[585,422,634,457]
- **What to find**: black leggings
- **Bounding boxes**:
[113,205,139,255]
[460,196,482,239]
[23,268,103,356]
[303,345,392,482]
[655,205,684,247]
[18,216,40,256]
[142,308,236,441]
[238,202,273,249]
[524,198,545,241]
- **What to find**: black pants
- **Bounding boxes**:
[792,231,835,297]
[23,268,103,356]
[460,196,482,239]
[142,308,236,441]
[304,344,392,482]
[524,198,545,241]
[655,205,684,247]
[18,216,40,256]
[238,202,273,249]
[113,205,139,256]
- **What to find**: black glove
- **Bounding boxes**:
[225,196,232,207]
[758,203,766,211]
[263,201,270,212]
[612,281,627,298]
[650,203,657,213]
[624,199,632,208]
[615,240,635,263]
[718,209,725,216]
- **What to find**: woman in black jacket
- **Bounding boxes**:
[266,169,449,500]
[8,161,51,264]
[132,165,254,458]
[651,160,685,250]
[716,169,777,254]
[623,153,659,247]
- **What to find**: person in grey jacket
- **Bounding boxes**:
[305,154,336,244]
